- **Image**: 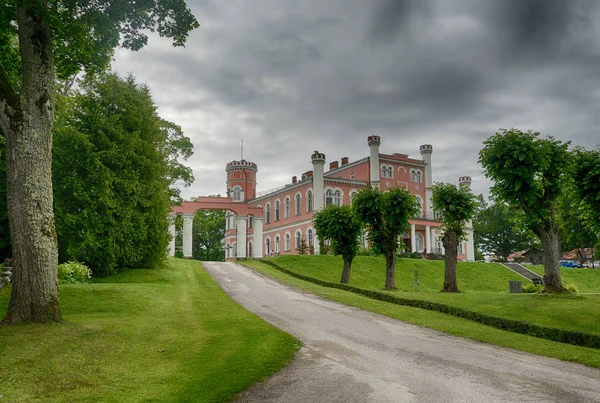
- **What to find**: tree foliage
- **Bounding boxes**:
[353,187,419,290]
[53,73,187,276]
[571,147,600,235]
[313,205,362,283]
[0,133,9,259]
[431,182,477,292]
[192,210,225,262]
[473,199,536,261]
[479,129,570,291]
[0,0,198,323]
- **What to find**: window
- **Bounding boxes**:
[232,186,242,201]
[334,190,342,206]
[295,194,301,215]
[410,169,422,183]
[248,216,253,228]
[284,197,290,218]
[307,229,313,246]
[307,190,313,212]
[325,189,333,206]
[275,200,280,221]
[225,213,229,230]
[266,204,271,224]
[381,165,393,179]
[265,238,270,255]
[350,172,355,180]
[296,231,302,249]
[285,233,290,251]
[275,236,280,253]
[349,190,357,203]
[248,242,253,257]
[458,242,464,255]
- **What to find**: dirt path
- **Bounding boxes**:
[203,262,600,403]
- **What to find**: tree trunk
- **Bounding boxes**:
[441,231,460,292]
[340,258,351,284]
[533,225,564,292]
[384,249,396,290]
[1,1,61,324]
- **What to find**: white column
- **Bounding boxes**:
[236,216,247,258]
[253,217,263,258]
[466,228,475,262]
[368,136,381,187]
[168,216,176,256]
[183,214,193,258]
[311,151,325,212]
[425,225,431,254]
[314,234,320,255]
[420,145,433,218]
[411,224,416,253]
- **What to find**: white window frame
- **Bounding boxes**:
[295,230,302,249]
[307,189,313,212]
[284,197,291,218]
[265,203,271,224]
[295,193,301,216]
[275,199,281,221]
[284,232,291,251]
[410,169,422,183]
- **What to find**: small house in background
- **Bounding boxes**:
[522,248,544,265]
[507,251,524,262]
[561,248,595,263]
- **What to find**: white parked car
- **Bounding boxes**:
[583,261,600,268]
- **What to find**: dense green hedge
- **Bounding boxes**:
[258,259,600,349]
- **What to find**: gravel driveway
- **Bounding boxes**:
[203,261,600,403]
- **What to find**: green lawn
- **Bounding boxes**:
[527,264,600,293]
[0,258,299,403]
[241,259,600,368]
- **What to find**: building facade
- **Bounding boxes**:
[169,136,475,261]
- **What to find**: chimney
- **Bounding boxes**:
[292,176,297,184]
[305,170,313,177]
[329,161,339,170]
[341,157,349,166]
[368,135,381,186]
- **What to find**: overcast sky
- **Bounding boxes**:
[112,0,600,201]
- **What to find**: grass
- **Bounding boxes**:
[259,256,600,334]
[0,258,299,402]
[241,259,600,368]
[526,264,600,293]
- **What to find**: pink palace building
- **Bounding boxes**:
[168,136,475,261]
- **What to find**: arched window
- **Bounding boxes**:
[232,186,242,201]
[334,190,342,206]
[307,229,313,246]
[307,190,313,212]
[265,238,270,255]
[325,189,333,206]
[295,194,301,216]
[285,233,291,251]
[458,242,464,255]
[415,232,424,253]
[349,190,358,203]
[381,165,393,179]
[275,235,280,253]
[266,204,271,224]
[295,231,302,249]
[284,197,290,218]
[232,242,237,257]
[411,169,422,183]
[248,216,253,228]
[275,200,280,221]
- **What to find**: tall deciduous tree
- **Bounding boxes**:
[192,210,226,262]
[473,200,536,261]
[353,187,419,290]
[313,205,362,284]
[571,148,600,235]
[431,182,477,292]
[0,0,198,323]
[479,129,570,292]
[53,73,188,276]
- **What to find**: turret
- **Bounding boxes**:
[420,144,433,218]
[458,175,472,189]
[226,159,258,202]
[368,135,381,186]
[311,151,326,213]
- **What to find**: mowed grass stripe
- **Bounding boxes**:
[0,258,299,403]
[241,259,600,368]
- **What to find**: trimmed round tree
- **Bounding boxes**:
[572,147,600,235]
[313,205,362,284]
[353,186,419,290]
[431,182,477,292]
[479,129,570,292]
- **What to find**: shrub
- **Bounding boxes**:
[565,284,579,295]
[174,250,184,258]
[425,253,444,260]
[57,261,92,284]
[522,283,543,293]
[357,247,374,256]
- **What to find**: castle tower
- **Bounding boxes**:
[458,175,472,189]
[420,144,433,218]
[225,160,258,202]
[458,175,475,262]
[311,150,326,255]
[368,135,381,187]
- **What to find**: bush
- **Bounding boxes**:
[425,253,444,260]
[522,283,543,293]
[57,261,92,284]
[174,250,184,258]
[357,247,374,256]
[565,284,579,295]
[398,252,423,259]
